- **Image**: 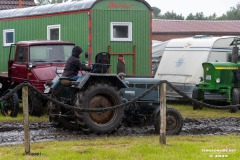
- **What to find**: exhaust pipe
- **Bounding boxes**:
[232,38,239,63]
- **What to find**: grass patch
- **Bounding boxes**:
[0,103,239,159]
[0,102,239,123]
[0,102,49,123]
[0,135,239,160]
[0,113,48,123]
[169,103,240,119]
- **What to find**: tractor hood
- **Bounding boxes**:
[31,65,64,81]
[124,77,160,85]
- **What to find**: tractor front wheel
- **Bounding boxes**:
[229,88,239,113]
[192,87,203,110]
[154,107,183,135]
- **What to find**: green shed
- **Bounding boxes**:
[0,0,152,76]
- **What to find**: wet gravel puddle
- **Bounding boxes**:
[0,118,240,146]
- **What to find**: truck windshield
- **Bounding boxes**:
[29,44,74,63]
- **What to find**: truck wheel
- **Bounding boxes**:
[154,107,183,135]
[28,88,44,116]
[48,95,80,130]
[0,90,19,117]
[229,88,239,113]
[75,83,124,134]
[192,87,203,110]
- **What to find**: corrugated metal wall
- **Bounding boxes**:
[0,0,151,75]
[0,12,89,72]
[92,0,151,76]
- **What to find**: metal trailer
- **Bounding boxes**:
[154,35,240,101]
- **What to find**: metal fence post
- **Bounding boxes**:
[159,82,166,145]
[22,85,30,155]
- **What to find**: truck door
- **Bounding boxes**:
[8,44,16,77]
[11,45,29,83]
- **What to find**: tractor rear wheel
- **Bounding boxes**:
[154,107,183,135]
[229,88,239,113]
[75,83,124,134]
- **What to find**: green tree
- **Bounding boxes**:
[186,13,195,20]
[217,3,240,20]
[186,12,216,20]
[194,12,207,20]
[160,11,184,20]
[207,13,217,20]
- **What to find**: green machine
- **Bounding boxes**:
[192,37,240,113]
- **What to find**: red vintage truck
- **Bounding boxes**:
[0,40,75,116]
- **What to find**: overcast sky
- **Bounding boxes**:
[145,0,239,17]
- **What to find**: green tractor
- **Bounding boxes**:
[192,38,240,113]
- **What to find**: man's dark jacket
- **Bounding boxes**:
[62,56,90,77]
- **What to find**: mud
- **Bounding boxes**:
[0,118,240,146]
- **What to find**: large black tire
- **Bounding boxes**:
[28,88,44,116]
[192,87,203,110]
[48,95,80,130]
[0,90,19,117]
[154,107,183,135]
[229,88,239,113]
[75,83,124,134]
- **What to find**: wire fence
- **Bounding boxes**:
[0,80,239,113]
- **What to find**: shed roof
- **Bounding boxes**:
[0,0,36,10]
[152,19,240,34]
[0,0,152,19]
[0,0,96,19]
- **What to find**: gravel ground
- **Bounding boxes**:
[0,117,240,146]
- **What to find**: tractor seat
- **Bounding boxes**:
[91,52,111,73]
[60,76,76,86]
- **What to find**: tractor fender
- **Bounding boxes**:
[77,73,128,90]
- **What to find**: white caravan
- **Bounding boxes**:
[152,40,168,75]
[154,35,238,100]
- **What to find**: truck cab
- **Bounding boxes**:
[9,40,75,92]
[0,40,75,116]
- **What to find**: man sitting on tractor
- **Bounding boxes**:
[62,46,91,79]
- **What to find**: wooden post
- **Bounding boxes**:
[18,0,22,8]
[22,85,30,155]
[159,83,166,145]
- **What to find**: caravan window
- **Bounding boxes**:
[110,22,132,41]
[3,29,15,46]
[47,24,60,40]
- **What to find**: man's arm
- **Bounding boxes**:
[79,62,91,71]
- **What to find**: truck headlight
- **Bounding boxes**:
[0,83,2,89]
[44,84,51,94]
[56,69,63,74]
[216,78,221,83]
